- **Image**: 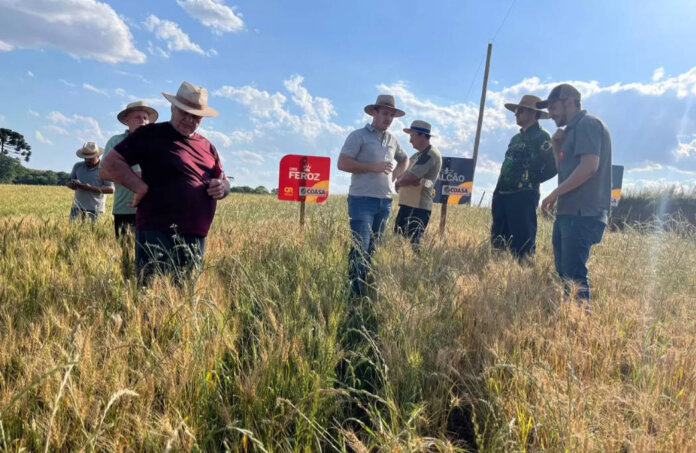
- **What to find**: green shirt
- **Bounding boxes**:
[495,122,555,194]
[103,130,140,215]
[397,145,443,211]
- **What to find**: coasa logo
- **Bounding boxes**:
[284,187,294,195]
[443,185,470,196]
[299,186,327,197]
[438,168,467,183]
[289,163,321,181]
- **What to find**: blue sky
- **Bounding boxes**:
[1,0,696,203]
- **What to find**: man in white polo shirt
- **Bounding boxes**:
[338,94,409,295]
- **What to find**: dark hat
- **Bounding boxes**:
[536,83,581,109]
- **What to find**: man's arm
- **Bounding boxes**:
[394,170,420,190]
[100,150,148,206]
[550,129,564,171]
[207,177,231,200]
[541,153,599,213]
[75,183,114,194]
[392,156,409,181]
[337,154,393,174]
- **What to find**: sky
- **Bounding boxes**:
[1,0,696,204]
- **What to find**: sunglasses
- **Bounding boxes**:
[515,107,531,115]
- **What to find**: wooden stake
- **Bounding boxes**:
[439,202,447,234]
[471,43,492,180]
[299,200,305,228]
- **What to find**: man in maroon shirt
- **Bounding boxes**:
[100,81,230,285]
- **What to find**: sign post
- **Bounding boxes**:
[278,154,331,227]
[611,164,624,208]
[433,157,475,234]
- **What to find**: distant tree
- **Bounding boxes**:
[0,154,22,183]
[0,128,32,162]
[254,185,269,195]
[271,188,279,195]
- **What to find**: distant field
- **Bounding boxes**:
[1,184,695,452]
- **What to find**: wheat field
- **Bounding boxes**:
[0,184,695,452]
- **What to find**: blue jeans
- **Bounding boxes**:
[552,215,605,300]
[69,206,98,222]
[347,196,392,295]
[135,228,206,286]
[491,190,540,260]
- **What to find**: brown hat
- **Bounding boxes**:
[403,119,434,136]
[162,81,218,117]
[504,95,549,119]
[536,84,581,109]
[117,101,159,125]
[364,94,405,118]
[76,142,103,159]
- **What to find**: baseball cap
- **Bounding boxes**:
[536,83,581,109]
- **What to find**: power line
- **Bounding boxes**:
[490,0,518,43]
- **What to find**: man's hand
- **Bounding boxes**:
[129,184,148,207]
[66,180,78,190]
[207,178,230,200]
[372,161,394,174]
[541,189,559,215]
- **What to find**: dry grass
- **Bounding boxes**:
[1,184,695,452]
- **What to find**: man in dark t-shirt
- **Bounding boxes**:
[101,81,230,285]
[538,84,612,305]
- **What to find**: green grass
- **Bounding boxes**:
[1,184,696,452]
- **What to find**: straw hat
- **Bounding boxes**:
[364,94,405,117]
[403,119,434,136]
[117,101,159,125]
[504,94,549,119]
[162,81,218,117]
[76,142,103,159]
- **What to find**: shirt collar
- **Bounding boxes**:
[520,122,541,134]
[566,109,587,130]
[365,123,386,135]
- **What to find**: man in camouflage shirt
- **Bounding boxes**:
[491,94,556,260]
[394,120,442,248]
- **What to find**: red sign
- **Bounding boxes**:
[278,154,331,203]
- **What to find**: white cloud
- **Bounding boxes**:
[674,137,696,159]
[214,75,348,139]
[0,0,145,64]
[34,130,52,145]
[0,114,5,122]
[83,83,109,96]
[27,70,34,77]
[28,110,39,117]
[230,150,264,164]
[628,162,664,173]
[652,67,665,82]
[198,127,256,147]
[177,0,244,34]
[59,79,76,87]
[143,15,206,56]
[114,88,170,109]
[46,110,104,140]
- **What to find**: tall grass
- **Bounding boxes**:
[1,184,695,451]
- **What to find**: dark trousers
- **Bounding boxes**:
[491,190,540,259]
[114,214,136,239]
[69,206,98,222]
[552,215,605,301]
[394,205,431,246]
[135,228,206,286]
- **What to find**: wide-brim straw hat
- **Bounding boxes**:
[76,141,103,159]
[364,94,405,118]
[162,81,218,117]
[117,101,159,125]
[403,119,434,136]
[504,94,549,119]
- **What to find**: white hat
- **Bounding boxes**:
[162,81,218,117]
[76,142,103,159]
[117,101,159,125]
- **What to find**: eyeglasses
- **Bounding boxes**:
[515,107,530,115]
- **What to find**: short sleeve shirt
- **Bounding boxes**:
[103,130,140,215]
[340,123,407,198]
[397,145,443,211]
[557,110,612,222]
[495,122,555,194]
[113,122,225,237]
[68,161,113,213]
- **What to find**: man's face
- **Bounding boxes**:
[125,109,150,132]
[548,99,572,127]
[409,131,428,150]
[371,107,397,132]
[515,107,537,129]
[170,105,202,136]
[85,156,99,166]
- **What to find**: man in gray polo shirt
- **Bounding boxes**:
[538,83,612,303]
[338,94,409,295]
[67,142,114,222]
